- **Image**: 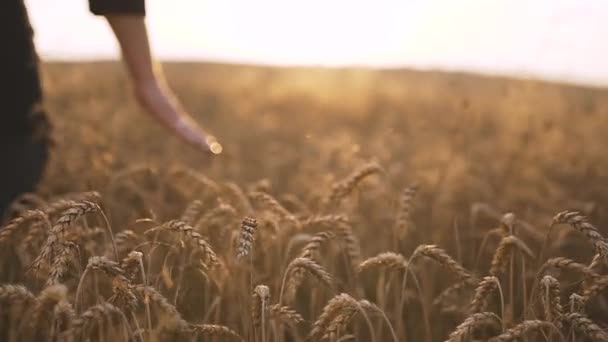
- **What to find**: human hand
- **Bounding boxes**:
[134,78,222,155]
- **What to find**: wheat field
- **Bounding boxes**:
[1,62,608,341]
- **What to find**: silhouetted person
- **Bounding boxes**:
[1,0,221,219]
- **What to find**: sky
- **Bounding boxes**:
[25,0,608,86]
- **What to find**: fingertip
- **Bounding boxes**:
[209,141,223,155]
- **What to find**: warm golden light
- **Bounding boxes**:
[25,0,608,85]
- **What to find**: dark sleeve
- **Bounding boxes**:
[89,0,145,16]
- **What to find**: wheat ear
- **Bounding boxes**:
[489,235,535,277]
[325,162,383,208]
[488,320,557,341]
[190,324,244,341]
[237,216,258,259]
[553,211,608,263]
[470,276,501,314]
[411,244,474,282]
[566,313,608,341]
[540,275,563,328]
[446,312,500,342]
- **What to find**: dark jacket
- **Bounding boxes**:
[0,0,145,219]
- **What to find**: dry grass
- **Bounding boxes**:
[1,62,608,341]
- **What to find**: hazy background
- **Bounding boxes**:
[26,0,608,87]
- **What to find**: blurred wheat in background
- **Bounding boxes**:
[1,62,608,341]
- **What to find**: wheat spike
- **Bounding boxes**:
[357,252,408,273]
[323,299,379,341]
[195,202,238,227]
[86,255,125,277]
[30,284,68,330]
[488,320,556,341]
[169,166,220,194]
[282,257,333,302]
[120,250,143,281]
[252,285,270,334]
[0,209,49,244]
[71,303,123,338]
[540,275,563,328]
[540,257,600,280]
[300,231,335,260]
[470,276,500,314]
[446,312,500,342]
[432,281,475,310]
[283,231,336,303]
[309,293,358,340]
[237,216,258,259]
[31,200,99,274]
[582,275,608,304]
[114,229,140,256]
[52,299,75,337]
[133,284,188,331]
[0,284,36,304]
[412,244,474,282]
[325,162,383,207]
[553,211,608,262]
[268,304,304,325]
[148,220,220,269]
[566,313,608,341]
[302,215,351,231]
[190,324,244,341]
[46,241,79,286]
[489,235,535,277]
[180,199,205,225]
[395,183,419,239]
[250,191,297,222]
[588,253,604,273]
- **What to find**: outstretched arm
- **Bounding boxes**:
[105,15,222,154]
